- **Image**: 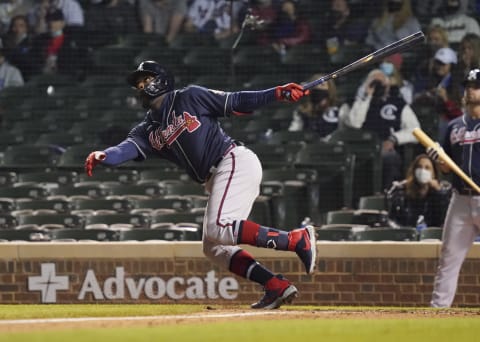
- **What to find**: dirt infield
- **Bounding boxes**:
[1,307,479,333]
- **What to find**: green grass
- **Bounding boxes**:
[1,305,480,342]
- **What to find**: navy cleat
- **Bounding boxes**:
[289,225,317,274]
[251,274,298,310]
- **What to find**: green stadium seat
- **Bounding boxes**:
[84,213,150,229]
[50,228,117,241]
[17,170,78,185]
[15,199,72,213]
[72,199,133,213]
[353,227,418,241]
[17,214,84,229]
[419,227,443,241]
[358,195,387,211]
[0,186,49,200]
[118,227,198,241]
[130,197,193,212]
[0,214,18,229]
[0,228,50,241]
[315,227,354,241]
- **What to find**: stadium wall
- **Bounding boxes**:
[1,242,479,307]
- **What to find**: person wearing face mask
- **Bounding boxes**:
[288,74,349,137]
[342,68,421,189]
[365,0,421,51]
[379,53,414,104]
[28,8,88,78]
[386,154,452,228]
[430,0,480,44]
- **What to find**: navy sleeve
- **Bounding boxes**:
[125,120,155,161]
[227,88,277,115]
[183,85,276,117]
[102,140,139,165]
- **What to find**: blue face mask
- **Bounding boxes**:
[51,30,63,37]
[380,62,394,76]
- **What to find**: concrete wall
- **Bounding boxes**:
[1,241,480,306]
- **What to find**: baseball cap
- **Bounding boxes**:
[434,47,457,64]
[46,9,64,22]
[463,69,480,86]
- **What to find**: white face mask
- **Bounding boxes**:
[415,168,432,184]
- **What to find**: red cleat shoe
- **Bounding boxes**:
[251,274,298,309]
[289,225,317,274]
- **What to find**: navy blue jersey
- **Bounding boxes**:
[443,114,480,190]
[296,106,339,137]
[361,96,406,140]
[126,85,275,183]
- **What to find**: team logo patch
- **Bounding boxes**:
[149,111,201,150]
[380,104,398,121]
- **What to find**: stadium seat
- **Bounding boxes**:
[315,227,354,241]
[107,183,165,198]
[327,126,383,202]
[49,185,108,199]
[325,210,355,225]
[84,213,150,229]
[248,195,273,227]
[55,145,104,170]
[17,170,78,186]
[249,143,302,169]
[161,181,206,196]
[150,211,205,227]
[77,170,139,184]
[50,228,117,241]
[35,132,85,147]
[15,199,72,213]
[358,195,387,211]
[353,227,418,241]
[72,199,133,213]
[0,144,59,169]
[0,186,49,200]
[295,141,355,211]
[0,214,18,229]
[0,171,18,186]
[182,47,230,81]
[0,199,15,214]
[0,228,50,241]
[122,32,165,48]
[91,46,137,74]
[118,227,199,241]
[17,214,84,229]
[139,169,189,183]
[419,227,443,241]
[130,197,193,212]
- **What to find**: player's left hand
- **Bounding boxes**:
[275,83,309,102]
[85,151,106,177]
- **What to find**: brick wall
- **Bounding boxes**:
[1,242,479,306]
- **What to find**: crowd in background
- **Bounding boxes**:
[1,0,480,221]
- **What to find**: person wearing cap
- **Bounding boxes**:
[414,47,463,141]
[28,0,84,35]
[427,68,480,307]
[430,0,480,44]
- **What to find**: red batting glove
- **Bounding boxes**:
[85,151,106,177]
[275,83,309,102]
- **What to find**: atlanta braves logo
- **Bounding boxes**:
[149,111,201,151]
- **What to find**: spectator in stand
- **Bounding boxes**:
[269,0,311,56]
[430,0,480,44]
[313,0,370,53]
[0,0,34,35]
[29,0,84,34]
[365,0,421,51]
[341,68,421,189]
[379,53,414,104]
[137,0,187,45]
[455,33,480,81]
[413,25,450,94]
[184,0,239,43]
[246,0,280,46]
[85,0,140,46]
[1,15,34,80]
[288,73,348,137]
[386,153,452,228]
[414,47,462,140]
[0,48,24,91]
[28,8,88,77]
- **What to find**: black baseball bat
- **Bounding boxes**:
[302,31,425,91]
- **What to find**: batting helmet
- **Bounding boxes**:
[127,60,175,98]
[463,69,480,86]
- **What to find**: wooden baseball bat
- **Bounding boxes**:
[412,127,480,194]
[303,31,425,90]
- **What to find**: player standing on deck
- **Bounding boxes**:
[428,68,480,308]
[84,61,316,309]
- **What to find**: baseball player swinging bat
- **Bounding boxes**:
[412,127,480,194]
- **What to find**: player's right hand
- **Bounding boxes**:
[426,144,442,162]
[85,151,106,177]
[275,83,309,102]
